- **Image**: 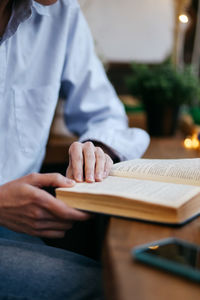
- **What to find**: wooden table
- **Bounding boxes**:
[103,134,200,300]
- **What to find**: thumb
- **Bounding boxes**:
[26,173,75,188]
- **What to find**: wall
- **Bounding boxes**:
[79,0,175,63]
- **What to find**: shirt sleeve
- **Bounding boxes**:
[60,2,150,161]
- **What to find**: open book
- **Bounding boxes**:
[56,158,200,225]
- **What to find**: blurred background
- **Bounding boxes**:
[79,0,174,63]
[44,0,200,166]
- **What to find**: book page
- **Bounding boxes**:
[110,158,200,186]
[58,176,200,208]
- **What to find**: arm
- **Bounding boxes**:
[60,3,150,181]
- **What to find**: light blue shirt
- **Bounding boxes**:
[0,0,150,184]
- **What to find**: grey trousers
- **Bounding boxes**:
[0,227,104,300]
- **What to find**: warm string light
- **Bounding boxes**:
[184,133,200,150]
[179,14,189,24]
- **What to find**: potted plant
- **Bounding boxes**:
[126,61,200,136]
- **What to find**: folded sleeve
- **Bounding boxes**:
[60,2,150,160]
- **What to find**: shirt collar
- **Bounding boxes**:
[0,0,50,44]
[32,1,50,16]
[0,0,32,43]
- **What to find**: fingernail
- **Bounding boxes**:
[76,174,83,182]
[87,174,94,182]
[96,173,102,181]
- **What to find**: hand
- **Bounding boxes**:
[0,173,90,238]
[66,141,113,182]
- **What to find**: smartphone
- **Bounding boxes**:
[132,237,200,282]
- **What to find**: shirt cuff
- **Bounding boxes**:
[79,128,150,161]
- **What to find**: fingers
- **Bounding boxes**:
[29,185,91,221]
[0,175,91,239]
[83,142,96,182]
[94,147,105,181]
[68,142,84,182]
[35,230,67,239]
[66,160,73,180]
[14,216,74,236]
[67,141,114,183]
[25,173,75,188]
[30,220,74,231]
[103,154,113,178]
[19,187,91,238]
[2,219,69,239]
